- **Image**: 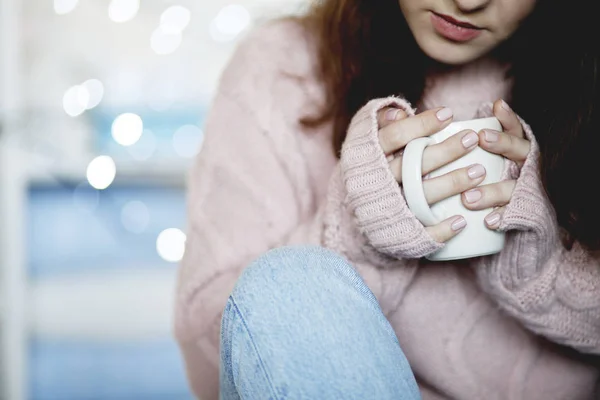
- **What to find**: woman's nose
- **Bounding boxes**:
[453,0,492,13]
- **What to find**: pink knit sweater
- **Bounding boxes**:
[175,20,600,399]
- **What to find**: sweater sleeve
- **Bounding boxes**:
[475,119,600,354]
[174,21,441,400]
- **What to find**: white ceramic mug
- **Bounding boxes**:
[402,117,505,261]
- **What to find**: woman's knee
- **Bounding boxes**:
[230,245,374,307]
[221,247,419,399]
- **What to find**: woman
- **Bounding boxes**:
[175,0,600,398]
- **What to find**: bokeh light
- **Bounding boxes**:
[160,6,191,35]
[86,156,116,190]
[108,0,140,23]
[111,113,143,147]
[151,28,182,55]
[54,0,79,15]
[81,79,104,110]
[121,201,150,234]
[62,85,89,117]
[209,4,251,42]
[172,125,204,158]
[156,228,186,263]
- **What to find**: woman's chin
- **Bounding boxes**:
[417,37,488,66]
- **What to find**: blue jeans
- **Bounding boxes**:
[220,246,421,400]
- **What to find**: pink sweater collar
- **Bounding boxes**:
[419,58,512,120]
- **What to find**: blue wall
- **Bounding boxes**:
[27,183,193,400]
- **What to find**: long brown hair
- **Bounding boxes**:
[302,0,600,251]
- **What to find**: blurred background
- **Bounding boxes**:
[0,0,305,398]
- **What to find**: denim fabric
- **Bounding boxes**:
[220,246,421,400]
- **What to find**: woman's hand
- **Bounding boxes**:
[460,99,531,229]
[377,106,486,243]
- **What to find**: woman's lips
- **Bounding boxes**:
[431,12,483,42]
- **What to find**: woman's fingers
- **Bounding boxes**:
[461,179,513,230]
[425,215,467,243]
[389,129,479,181]
[377,107,408,130]
[477,128,530,164]
[425,181,512,243]
[461,180,516,210]
[425,180,512,242]
[379,107,454,155]
[484,206,505,229]
[423,130,480,174]
[493,99,524,138]
[422,164,487,205]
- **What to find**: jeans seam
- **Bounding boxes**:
[230,295,280,400]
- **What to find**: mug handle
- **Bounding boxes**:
[401,137,440,226]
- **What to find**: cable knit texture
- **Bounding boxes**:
[476,118,600,354]
[175,20,600,400]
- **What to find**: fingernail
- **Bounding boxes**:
[484,129,499,142]
[464,189,482,203]
[436,107,453,121]
[451,216,467,231]
[467,164,486,179]
[385,109,400,121]
[461,131,478,148]
[485,212,501,226]
[501,100,512,112]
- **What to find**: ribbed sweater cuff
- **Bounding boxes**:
[340,97,443,259]
[499,119,558,247]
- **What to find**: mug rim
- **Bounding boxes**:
[432,116,501,142]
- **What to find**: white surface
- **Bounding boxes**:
[0,148,27,400]
[1,0,27,398]
[402,118,506,261]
